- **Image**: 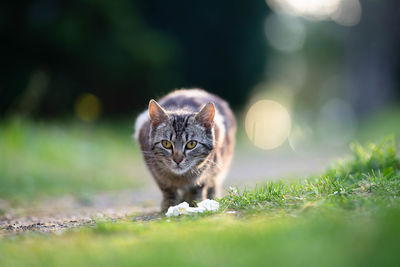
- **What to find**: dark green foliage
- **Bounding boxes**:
[0,0,268,116]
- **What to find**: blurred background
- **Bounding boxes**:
[1,0,400,211]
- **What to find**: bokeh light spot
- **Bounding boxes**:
[265,14,306,53]
[331,0,361,27]
[266,0,361,26]
[245,100,291,150]
[267,0,341,20]
[75,93,102,122]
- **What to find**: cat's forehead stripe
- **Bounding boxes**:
[172,114,189,137]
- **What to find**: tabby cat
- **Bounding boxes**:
[134,89,236,211]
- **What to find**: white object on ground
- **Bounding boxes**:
[165,202,189,217]
[182,206,205,215]
[197,199,220,212]
[165,199,220,217]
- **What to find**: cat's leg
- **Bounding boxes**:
[206,166,229,199]
[183,184,205,206]
[160,187,179,212]
[206,186,216,199]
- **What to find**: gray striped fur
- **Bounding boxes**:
[134,89,236,211]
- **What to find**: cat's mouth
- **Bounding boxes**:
[170,164,189,175]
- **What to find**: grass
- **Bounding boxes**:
[1,208,400,267]
[0,117,145,202]
[220,137,400,211]
[0,137,399,266]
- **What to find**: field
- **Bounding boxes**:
[0,118,144,202]
[1,113,400,266]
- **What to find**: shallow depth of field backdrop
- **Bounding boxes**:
[1,0,400,251]
[1,0,400,205]
[1,0,400,208]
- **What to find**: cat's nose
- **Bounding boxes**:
[173,154,184,164]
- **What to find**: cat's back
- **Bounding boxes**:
[159,89,236,129]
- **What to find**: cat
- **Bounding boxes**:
[134,89,236,211]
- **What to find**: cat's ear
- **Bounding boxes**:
[148,99,169,127]
[195,102,215,129]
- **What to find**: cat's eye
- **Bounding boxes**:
[185,140,197,150]
[161,140,172,149]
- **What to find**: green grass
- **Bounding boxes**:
[0,118,145,201]
[220,137,400,211]
[1,138,399,266]
[1,207,400,267]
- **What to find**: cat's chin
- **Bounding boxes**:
[170,166,190,175]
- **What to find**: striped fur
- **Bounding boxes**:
[134,89,236,210]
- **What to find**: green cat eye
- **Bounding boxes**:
[185,140,197,150]
[161,140,172,149]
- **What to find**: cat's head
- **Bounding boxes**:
[148,100,215,175]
